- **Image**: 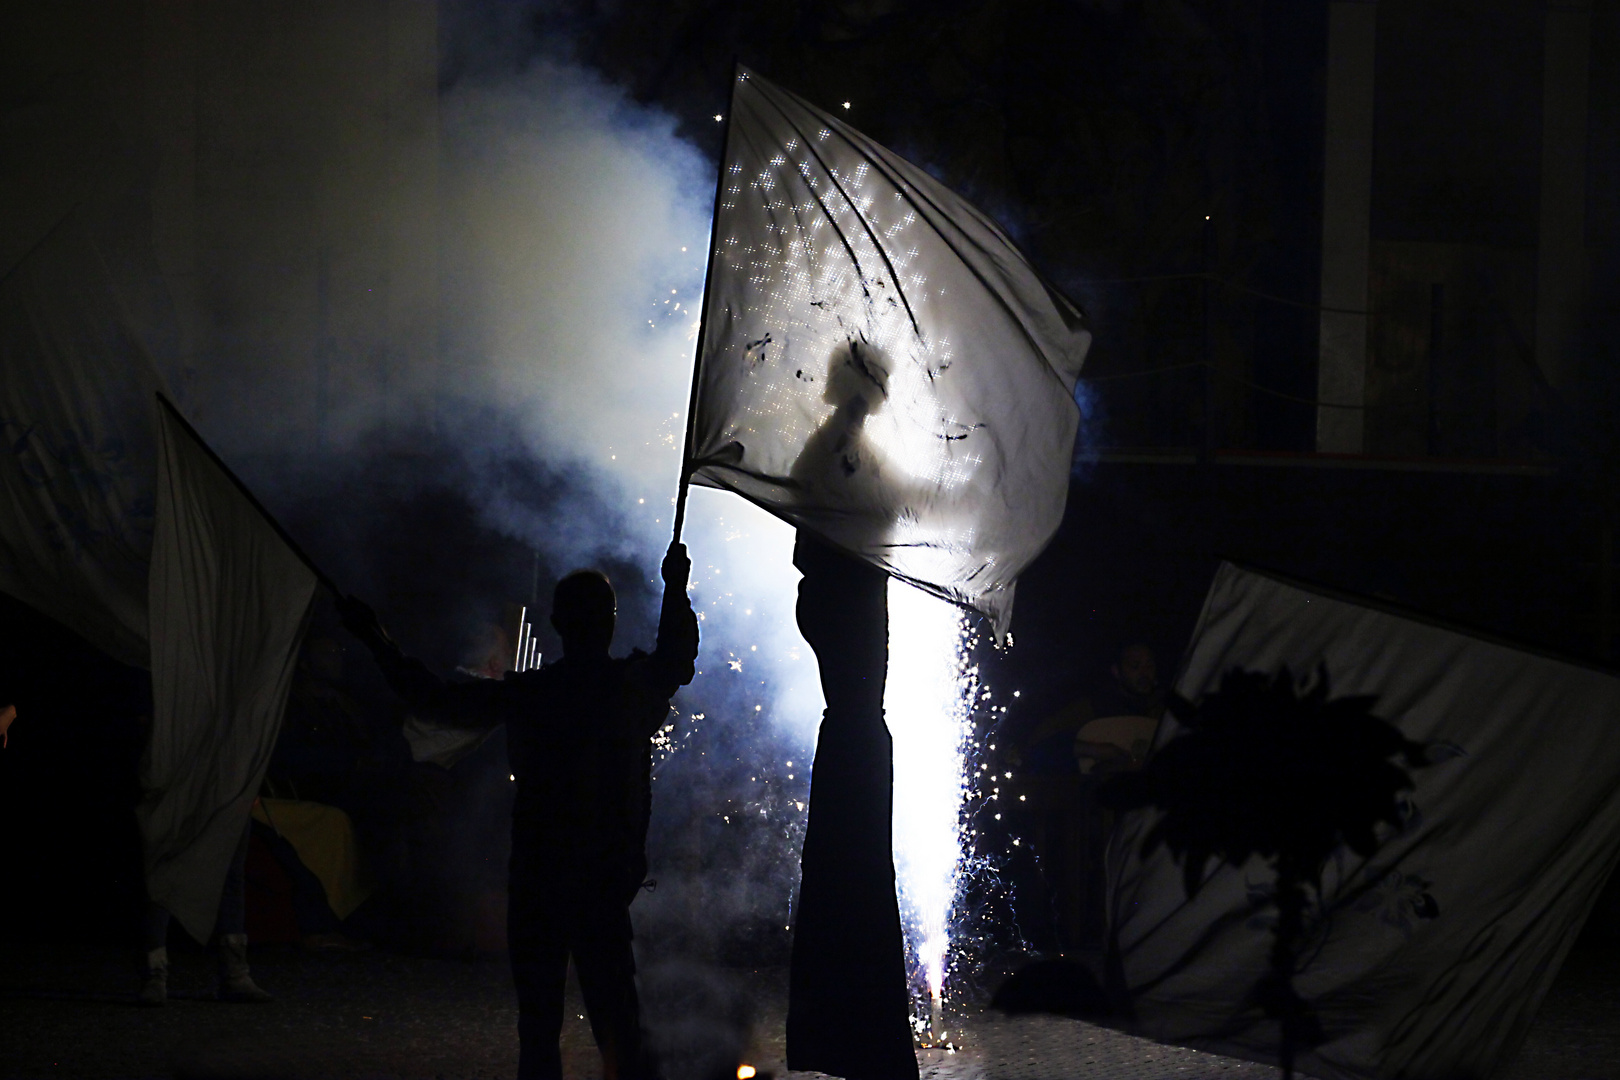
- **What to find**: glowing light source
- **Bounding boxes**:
[886,580,975,1040]
[737,1067,756,1080]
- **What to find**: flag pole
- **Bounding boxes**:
[671,60,739,546]
[154,392,343,598]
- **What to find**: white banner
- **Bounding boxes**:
[138,399,317,942]
[689,67,1091,637]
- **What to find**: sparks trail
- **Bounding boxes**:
[887,582,979,1038]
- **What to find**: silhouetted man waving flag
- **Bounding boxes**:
[675,67,1090,1080]
[341,545,698,1080]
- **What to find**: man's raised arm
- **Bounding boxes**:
[337,595,505,729]
[647,542,699,693]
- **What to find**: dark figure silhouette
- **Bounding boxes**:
[788,340,891,506]
[339,544,698,1080]
[787,531,919,1080]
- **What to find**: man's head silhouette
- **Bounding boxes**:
[821,339,891,417]
[551,569,616,659]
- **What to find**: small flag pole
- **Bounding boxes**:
[672,60,739,546]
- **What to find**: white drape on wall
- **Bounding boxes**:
[1110,563,1620,1079]
[0,211,162,668]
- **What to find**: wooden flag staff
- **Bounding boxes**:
[671,61,740,546]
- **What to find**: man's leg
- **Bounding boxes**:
[509,884,570,1080]
[215,816,250,936]
[787,532,918,1080]
[573,902,645,1080]
[215,818,272,1002]
[139,900,171,1005]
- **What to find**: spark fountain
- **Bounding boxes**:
[886,580,979,1045]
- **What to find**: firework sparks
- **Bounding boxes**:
[885,579,977,1040]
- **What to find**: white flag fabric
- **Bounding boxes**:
[138,399,317,942]
[689,67,1091,636]
[0,210,161,668]
[1109,563,1620,1079]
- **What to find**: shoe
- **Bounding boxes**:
[138,947,168,1006]
[215,934,273,1003]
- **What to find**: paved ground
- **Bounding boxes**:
[3,939,1618,1079]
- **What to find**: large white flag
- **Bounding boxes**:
[688,68,1091,636]
[0,211,161,668]
[138,399,317,942]
[1110,563,1620,1079]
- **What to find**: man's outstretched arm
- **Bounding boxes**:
[336,595,505,729]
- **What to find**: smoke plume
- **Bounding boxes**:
[164,38,823,970]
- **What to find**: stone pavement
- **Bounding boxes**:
[916,1022,1284,1080]
[2,939,1617,1079]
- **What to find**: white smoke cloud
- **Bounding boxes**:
[168,44,980,981]
[441,63,701,485]
[436,59,822,737]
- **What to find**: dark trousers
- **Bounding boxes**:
[145,817,250,949]
[786,533,919,1080]
[509,878,644,1080]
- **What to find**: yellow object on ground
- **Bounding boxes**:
[252,798,372,919]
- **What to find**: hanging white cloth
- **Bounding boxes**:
[1110,562,1620,1079]
[138,399,318,942]
[0,209,162,668]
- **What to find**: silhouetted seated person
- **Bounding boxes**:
[1071,641,1164,776]
[339,544,698,1080]
[999,642,1164,949]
